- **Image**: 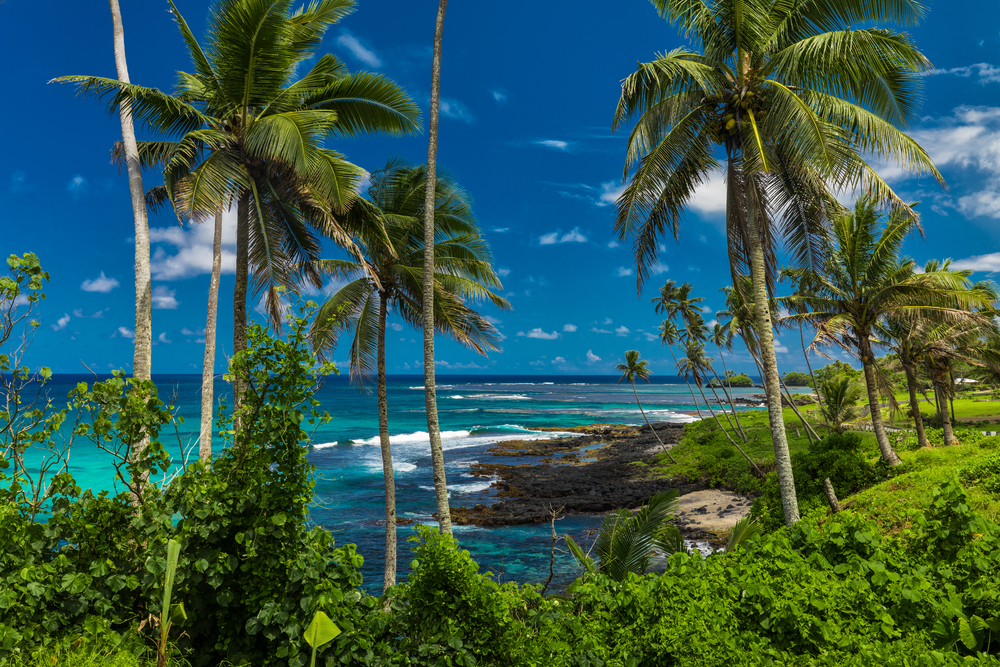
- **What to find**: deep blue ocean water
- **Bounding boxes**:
[21,373,783,591]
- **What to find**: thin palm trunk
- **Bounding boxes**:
[666,345,704,418]
[799,322,825,427]
[233,192,250,434]
[949,369,956,424]
[778,376,819,444]
[694,379,761,474]
[903,363,930,448]
[706,382,739,433]
[859,338,902,465]
[631,381,676,463]
[934,366,959,445]
[377,293,397,591]
[745,206,799,525]
[423,0,452,535]
[199,209,223,461]
[108,0,151,488]
[713,347,746,435]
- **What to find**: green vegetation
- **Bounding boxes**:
[782,371,812,387]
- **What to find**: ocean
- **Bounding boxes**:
[17,374,779,591]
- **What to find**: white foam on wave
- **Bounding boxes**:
[312,441,339,449]
[465,393,530,400]
[451,480,495,494]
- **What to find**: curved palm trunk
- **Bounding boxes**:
[707,382,739,433]
[199,209,223,461]
[696,381,762,475]
[799,322,825,426]
[745,205,799,525]
[666,345,704,418]
[109,0,151,488]
[630,381,676,464]
[233,192,250,434]
[859,338,902,465]
[712,347,747,437]
[376,294,397,590]
[422,0,452,535]
[778,376,819,444]
[934,366,959,446]
[903,363,930,448]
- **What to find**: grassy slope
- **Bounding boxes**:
[646,407,1000,532]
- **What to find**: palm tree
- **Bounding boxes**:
[682,312,747,440]
[309,161,509,590]
[616,351,676,464]
[199,209,223,460]
[818,377,864,434]
[780,268,825,408]
[423,0,452,536]
[709,321,747,436]
[786,201,994,464]
[658,320,704,418]
[878,315,934,448]
[613,0,944,526]
[58,0,421,413]
[107,0,152,483]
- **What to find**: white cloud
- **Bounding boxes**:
[586,349,601,363]
[151,285,179,310]
[688,172,728,215]
[440,98,474,123]
[552,356,567,364]
[643,332,658,341]
[615,325,630,336]
[72,308,105,318]
[497,267,511,277]
[539,227,587,245]
[590,327,612,334]
[492,227,509,233]
[484,315,502,326]
[535,139,569,150]
[615,267,634,277]
[596,181,625,207]
[517,328,560,340]
[66,175,87,197]
[602,318,613,325]
[953,252,1000,273]
[50,313,70,331]
[116,326,134,339]
[150,208,238,280]
[562,323,577,332]
[607,240,620,248]
[491,89,507,103]
[926,62,1000,84]
[157,332,172,344]
[436,360,485,370]
[336,31,381,68]
[81,272,120,293]
[389,322,404,332]
[774,342,789,354]
[650,263,669,275]
[181,327,205,336]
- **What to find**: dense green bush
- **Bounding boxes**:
[0,312,373,667]
[782,371,813,387]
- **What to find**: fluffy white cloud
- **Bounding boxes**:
[552,356,567,364]
[602,318,613,325]
[607,240,620,248]
[650,263,669,275]
[615,267,633,277]
[562,323,577,332]
[953,252,1000,273]
[586,349,601,363]
[116,326,134,339]
[336,31,381,68]
[539,227,587,245]
[389,322,404,332]
[926,63,1000,84]
[436,360,486,370]
[615,325,630,336]
[72,308,105,318]
[81,272,120,293]
[151,285,179,310]
[181,327,205,336]
[484,315,503,326]
[50,313,70,331]
[590,327,612,334]
[440,98,474,123]
[687,172,727,215]
[150,208,238,280]
[517,328,560,340]
[643,332,658,341]
[157,332,172,344]
[535,139,569,150]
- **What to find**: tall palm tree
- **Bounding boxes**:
[309,161,509,590]
[658,320,704,418]
[786,201,994,464]
[616,350,676,464]
[107,0,152,484]
[709,321,747,437]
[199,209,224,460]
[613,0,943,526]
[58,0,421,413]
[423,0,452,536]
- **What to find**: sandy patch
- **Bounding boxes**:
[674,489,753,534]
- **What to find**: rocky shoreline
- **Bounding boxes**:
[449,422,754,544]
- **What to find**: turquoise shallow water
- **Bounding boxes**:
[18,373,780,591]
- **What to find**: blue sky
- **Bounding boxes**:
[2,0,1000,376]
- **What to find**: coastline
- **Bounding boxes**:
[450,420,754,545]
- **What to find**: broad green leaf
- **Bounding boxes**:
[304,610,341,649]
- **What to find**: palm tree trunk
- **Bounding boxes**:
[778,376,819,444]
[859,338,902,465]
[706,382,738,432]
[108,0,151,488]
[233,191,249,433]
[745,210,799,525]
[199,209,223,461]
[666,345,704,418]
[713,347,747,437]
[799,322,825,425]
[949,368,957,424]
[631,381,676,463]
[903,363,930,448]
[423,0,452,535]
[695,381,762,475]
[377,293,397,591]
[935,366,959,445]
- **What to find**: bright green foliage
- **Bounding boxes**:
[819,376,865,434]
[782,372,812,387]
[304,611,340,667]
